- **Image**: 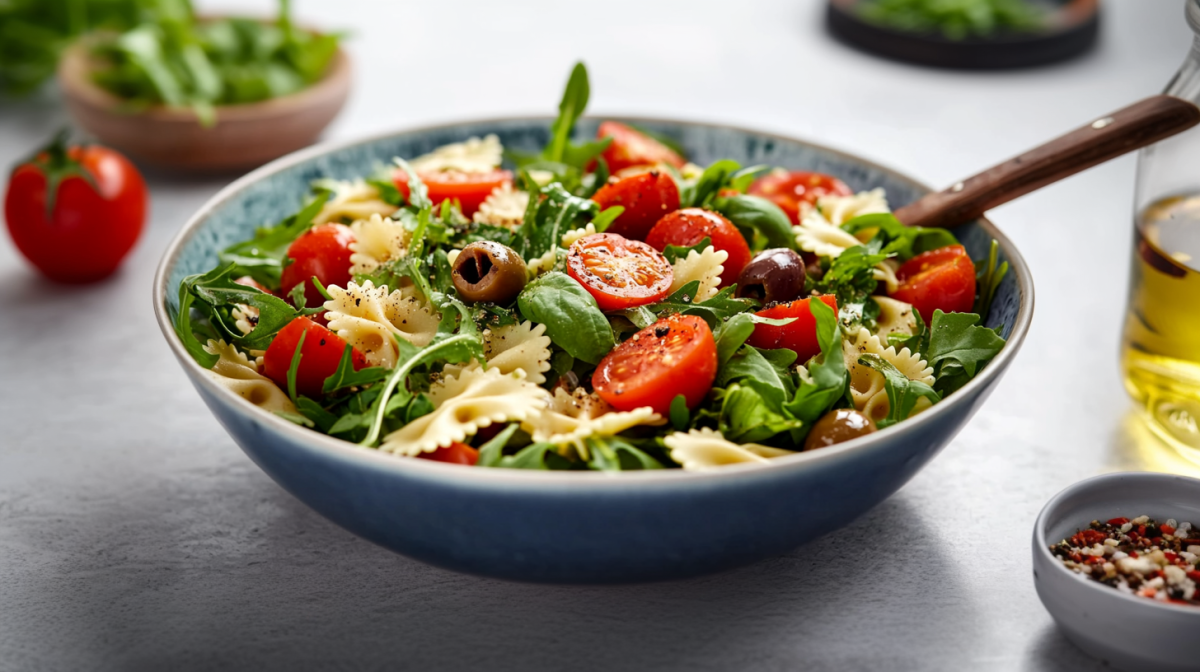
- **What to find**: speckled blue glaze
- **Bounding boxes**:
[155,118,1033,583]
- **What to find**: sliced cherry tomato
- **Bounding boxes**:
[747,170,851,225]
[645,208,751,287]
[746,295,839,362]
[417,441,480,466]
[262,317,368,399]
[591,171,680,241]
[393,169,511,217]
[566,233,673,311]
[4,132,147,283]
[279,223,356,310]
[593,314,718,414]
[596,121,686,173]
[890,244,976,322]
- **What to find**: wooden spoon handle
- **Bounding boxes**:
[893,95,1200,229]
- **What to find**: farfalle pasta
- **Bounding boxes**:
[175,63,1007,473]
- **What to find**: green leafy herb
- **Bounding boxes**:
[669,395,690,431]
[515,183,598,259]
[476,424,521,468]
[322,345,388,395]
[591,205,624,233]
[783,296,848,426]
[646,283,758,330]
[586,435,663,471]
[285,329,306,401]
[517,272,616,365]
[924,309,1006,395]
[973,239,1009,317]
[713,194,797,251]
[841,212,958,261]
[217,192,328,287]
[856,354,941,429]
[720,381,803,443]
[662,236,712,265]
[858,0,1045,40]
[683,159,740,209]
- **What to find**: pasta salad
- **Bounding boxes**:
[174,63,1009,472]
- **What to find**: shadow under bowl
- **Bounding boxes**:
[1033,472,1200,671]
[58,41,351,173]
[154,117,1034,583]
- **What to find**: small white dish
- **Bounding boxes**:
[1033,472,1200,672]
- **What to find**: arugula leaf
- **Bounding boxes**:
[515,183,598,260]
[517,272,616,365]
[217,192,328,287]
[591,205,624,233]
[544,61,589,164]
[713,194,797,250]
[393,157,431,210]
[498,442,575,470]
[669,395,690,431]
[477,424,522,468]
[294,396,339,432]
[685,159,740,209]
[886,302,928,353]
[783,296,848,426]
[856,354,941,429]
[662,236,712,265]
[285,329,306,400]
[586,435,663,471]
[841,213,957,261]
[172,277,219,369]
[718,345,797,399]
[184,263,308,350]
[646,283,758,330]
[973,239,1009,318]
[924,309,1006,395]
[322,345,388,394]
[719,381,803,443]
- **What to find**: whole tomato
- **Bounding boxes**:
[4,132,147,283]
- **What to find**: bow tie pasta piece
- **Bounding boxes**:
[873,258,902,294]
[525,248,561,279]
[410,134,503,174]
[201,340,296,414]
[795,208,863,257]
[349,214,411,275]
[816,188,889,227]
[379,367,548,456]
[473,182,529,229]
[443,321,553,384]
[842,327,934,423]
[669,246,728,302]
[521,387,663,459]
[872,296,917,340]
[561,223,596,248]
[313,180,397,227]
[323,280,439,368]
[664,428,794,471]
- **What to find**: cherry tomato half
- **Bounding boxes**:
[747,170,851,225]
[591,171,680,241]
[567,233,674,311]
[4,135,147,283]
[279,223,356,310]
[746,295,839,362]
[417,441,480,466]
[596,121,686,173]
[890,244,977,322]
[393,169,512,217]
[263,317,369,399]
[593,314,718,414]
[645,208,751,287]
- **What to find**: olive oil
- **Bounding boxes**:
[1122,194,1200,462]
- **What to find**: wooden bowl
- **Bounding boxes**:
[57,40,351,172]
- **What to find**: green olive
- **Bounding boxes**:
[802,408,876,451]
[452,241,527,304]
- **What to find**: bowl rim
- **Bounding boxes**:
[1033,471,1200,616]
[152,114,1035,487]
[57,39,352,123]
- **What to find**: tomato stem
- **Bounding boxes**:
[16,128,101,220]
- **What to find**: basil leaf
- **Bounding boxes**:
[718,345,797,399]
[856,354,941,429]
[714,194,797,250]
[591,205,624,233]
[842,213,958,261]
[783,296,847,426]
[517,272,615,365]
[719,381,803,443]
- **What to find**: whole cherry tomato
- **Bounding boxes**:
[593,314,718,414]
[747,170,851,225]
[596,121,686,173]
[393,169,512,217]
[890,244,977,322]
[566,232,674,311]
[279,223,356,310]
[262,317,368,399]
[745,295,839,362]
[645,208,752,286]
[417,441,480,466]
[4,132,147,283]
[591,171,680,241]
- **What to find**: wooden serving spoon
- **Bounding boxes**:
[893,95,1200,229]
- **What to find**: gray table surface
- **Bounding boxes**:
[3,1,1198,670]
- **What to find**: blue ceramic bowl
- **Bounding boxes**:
[153,118,1034,583]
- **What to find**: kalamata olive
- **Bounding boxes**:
[802,408,876,451]
[452,241,527,304]
[735,248,806,304]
